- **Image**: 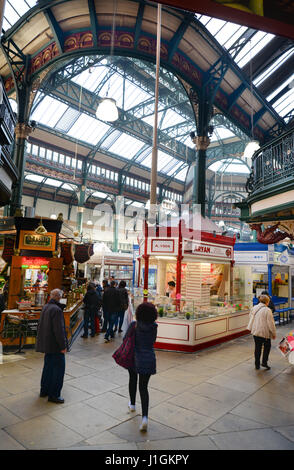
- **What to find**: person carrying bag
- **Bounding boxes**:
[112,302,158,433]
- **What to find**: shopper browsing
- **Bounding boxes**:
[247,294,277,370]
[36,289,68,404]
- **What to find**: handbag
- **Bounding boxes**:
[112,321,136,369]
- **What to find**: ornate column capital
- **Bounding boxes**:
[195,136,210,151]
[14,122,33,140]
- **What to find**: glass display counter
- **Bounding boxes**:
[131,290,251,352]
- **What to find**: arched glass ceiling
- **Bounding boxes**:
[3,1,293,125]
[208,159,250,174]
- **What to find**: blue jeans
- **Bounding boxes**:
[102,309,109,332]
[40,353,65,398]
[104,312,118,340]
[115,310,125,331]
[83,309,96,337]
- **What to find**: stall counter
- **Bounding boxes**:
[154,309,250,352]
[0,300,84,350]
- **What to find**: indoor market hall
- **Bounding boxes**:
[0,0,294,453]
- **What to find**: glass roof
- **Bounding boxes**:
[4,1,293,194]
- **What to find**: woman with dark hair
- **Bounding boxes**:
[125,302,158,432]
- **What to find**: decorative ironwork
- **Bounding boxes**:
[246,128,294,194]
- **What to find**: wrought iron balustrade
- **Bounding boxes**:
[246,128,294,194]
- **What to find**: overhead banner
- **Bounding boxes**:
[155,0,294,39]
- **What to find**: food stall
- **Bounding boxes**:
[86,246,133,287]
[0,216,84,350]
[135,218,250,352]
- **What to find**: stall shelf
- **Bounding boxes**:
[0,300,83,351]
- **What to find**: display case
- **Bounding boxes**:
[131,289,251,352]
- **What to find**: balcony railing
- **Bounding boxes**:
[246,128,294,195]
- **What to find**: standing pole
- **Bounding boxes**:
[149,3,161,220]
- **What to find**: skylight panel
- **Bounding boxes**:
[202,17,227,37]
[273,88,294,117]
[215,22,242,47]
[44,178,62,187]
[30,96,68,128]
[108,134,145,159]
[3,0,37,31]
[267,74,294,102]
[92,191,109,199]
[253,48,294,87]
[72,66,109,92]
[175,166,188,181]
[25,174,44,183]
[67,114,110,145]
[157,152,176,172]
[235,31,274,68]
[210,127,236,142]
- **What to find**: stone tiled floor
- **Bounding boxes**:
[1,323,294,450]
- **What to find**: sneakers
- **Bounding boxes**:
[128,402,136,412]
[140,416,148,432]
[261,364,271,370]
[81,334,88,339]
[104,338,110,343]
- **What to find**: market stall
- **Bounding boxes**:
[233,242,293,308]
[0,216,84,350]
[86,247,133,287]
[135,218,250,352]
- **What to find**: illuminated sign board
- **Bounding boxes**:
[19,231,56,251]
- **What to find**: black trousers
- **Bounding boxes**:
[40,353,65,398]
[128,369,151,417]
[253,335,271,367]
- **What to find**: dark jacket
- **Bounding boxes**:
[36,299,67,354]
[102,286,122,313]
[118,287,129,311]
[125,320,157,375]
[83,289,102,313]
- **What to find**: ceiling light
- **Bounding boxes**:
[96,98,118,122]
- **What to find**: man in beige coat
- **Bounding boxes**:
[247,294,276,370]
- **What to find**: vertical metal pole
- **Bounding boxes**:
[149,3,161,213]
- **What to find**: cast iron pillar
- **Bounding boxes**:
[10,122,33,215]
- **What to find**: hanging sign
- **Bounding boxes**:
[148,238,177,255]
[183,239,233,260]
[19,231,56,251]
[2,237,15,263]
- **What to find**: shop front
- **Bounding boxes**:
[233,242,293,309]
[0,217,84,350]
[134,220,250,352]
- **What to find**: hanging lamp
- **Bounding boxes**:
[96,97,118,122]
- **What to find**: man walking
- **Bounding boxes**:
[36,289,68,404]
[102,280,122,343]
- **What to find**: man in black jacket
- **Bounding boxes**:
[81,282,102,338]
[36,289,68,404]
[102,280,122,342]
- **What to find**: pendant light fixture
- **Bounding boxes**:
[95,0,118,122]
[96,97,118,122]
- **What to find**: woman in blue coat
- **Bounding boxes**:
[125,302,158,432]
